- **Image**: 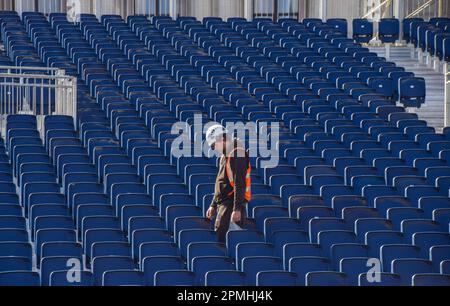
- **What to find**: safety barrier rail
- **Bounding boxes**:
[0,66,77,134]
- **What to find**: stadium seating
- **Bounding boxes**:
[0,10,448,287]
[379,18,400,43]
[403,17,450,61]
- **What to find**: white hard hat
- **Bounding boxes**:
[206,124,228,147]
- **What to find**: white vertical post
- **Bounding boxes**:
[169,0,179,19]
[410,42,416,59]
[244,0,253,21]
[438,0,444,17]
[418,49,424,64]
[78,0,93,15]
[15,0,35,16]
[124,0,135,18]
[318,0,327,21]
[298,0,306,21]
[367,0,381,21]
[392,0,404,42]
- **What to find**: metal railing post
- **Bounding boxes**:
[0,66,77,133]
[362,0,392,20]
[273,0,279,22]
[155,0,160,16]
[319,0,327,21]
[244,0,254,21]
[298,0,306,21]
[405,0,435,18]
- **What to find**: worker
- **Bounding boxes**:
[205,124,252,243]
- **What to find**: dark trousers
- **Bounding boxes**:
[214,202,246,243]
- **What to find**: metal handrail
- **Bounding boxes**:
[362,0,392,19]
[0,66,63,74]
[0,66,77,134]
[405,0,436,18]
[253,0,299,22]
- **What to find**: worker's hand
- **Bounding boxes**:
[231,210,241,223]
[206,206,217,220]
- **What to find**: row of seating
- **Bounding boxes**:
[353,18,399,43]
[67,13,450,284]
[404,17,450,62]
[0,11,449,286]
[1,11,143,286]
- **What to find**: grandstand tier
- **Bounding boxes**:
[0,10,449,287]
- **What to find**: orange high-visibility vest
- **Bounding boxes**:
[225,147,252,202]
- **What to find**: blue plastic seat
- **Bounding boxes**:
[142,256,185,285]
[264,217,301,243]
[403,18,424,43]
[41,242,82,262]
[170,211,206,239]
[0,256,32,273]
[102,270,144,286]
[0,229,29,243]
[401,219,441,243]
[226,230,265,258]
[0,216,26,230]
[392,258,433,285]
[90,241,131,267]
[85,229,127,264]
[236,242,275,270]
[0,271,40,286]
[49,270,93,286]
[413,232,450,258]
[187,242,226,268]
[256,271,298,286]
[380,244,422,272]
[192,256,234,285]
[241,256,283,286]
[379,18,400,43]
[154,270,195,286]
[412,274,450,286]
[327,19,348,36]
[40,256,83,286]
[353,19,373,43]
[295,202,332,228]
[121,205,158,232]
[430,245,450,272]
[441,260,450,274]
[289,256,330,286]
[205,270,246,286]
[331,243,370,269]
[92,256,135,286]
[342,206,380,225]
[309,218,347,243]
[0,205,21,217]
[247,195,283,218]
[365,231,404,257]
[178,229,217,257]
[306,271,348,286]
[358,272,402,286]
[398,77,426,108]
[355,219,393,242]
[340,257,375,286]
[419,197,450,219]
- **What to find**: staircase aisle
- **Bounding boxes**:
[370,45,446,132]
